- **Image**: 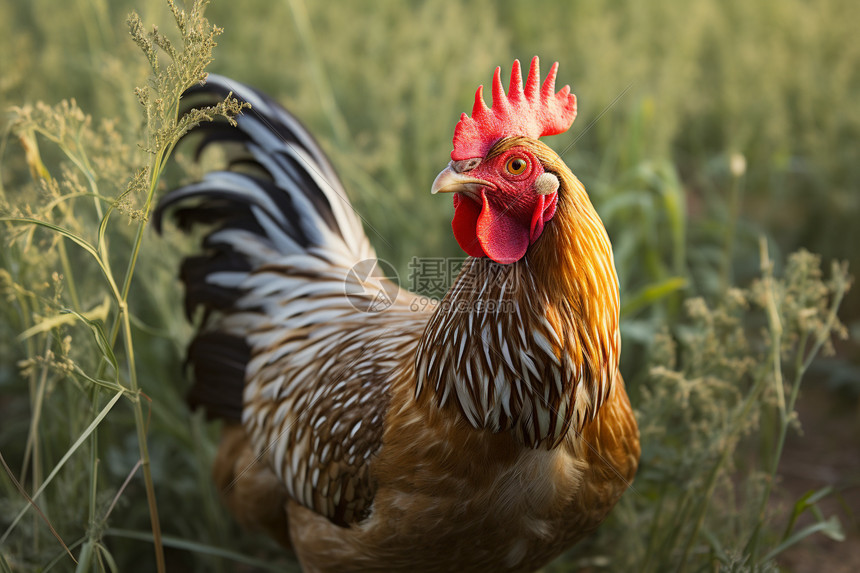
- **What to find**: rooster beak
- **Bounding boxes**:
[431,162,490,196]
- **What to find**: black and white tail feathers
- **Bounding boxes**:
[154,74,375,420]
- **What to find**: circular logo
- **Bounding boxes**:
[344,258,401,313]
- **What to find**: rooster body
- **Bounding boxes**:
[156,60,639,572]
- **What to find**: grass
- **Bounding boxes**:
[575,246,851,571]
[0,0,857,571]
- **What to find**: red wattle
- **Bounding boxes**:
[452,193,486,258]
[452,190,556,264]
[476,191,530,265]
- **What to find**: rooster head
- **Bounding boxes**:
[432,57,577,264]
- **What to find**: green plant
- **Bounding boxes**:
[0,1,247,570]
[559,244,851,571]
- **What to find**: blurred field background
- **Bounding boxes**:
[1,0,858,571]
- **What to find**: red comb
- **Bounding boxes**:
[451,56,577,160]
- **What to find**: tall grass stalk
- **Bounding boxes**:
[745,238,850,560]
[0,1,245,570]
[583,244,852,572]
[284,0,350,148]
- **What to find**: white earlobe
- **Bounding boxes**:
[534,172,560,195]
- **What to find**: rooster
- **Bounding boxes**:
[155,56,639,572]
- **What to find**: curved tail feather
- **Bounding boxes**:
[154,74,376,419]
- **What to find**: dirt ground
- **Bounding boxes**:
[775,384,860,572]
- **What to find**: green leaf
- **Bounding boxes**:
[16,296,111,342]
[760,516,845,564]
[60,301,119,377]
[1,217,98,260]
[97,203,115,264]
[621,276,688,317]
[781,486,835,542]
[0,216,120,298]
[71,364,127,394]
[0,389,125,544]
[104,529,293,572]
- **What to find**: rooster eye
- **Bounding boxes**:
[505,157,528,175]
